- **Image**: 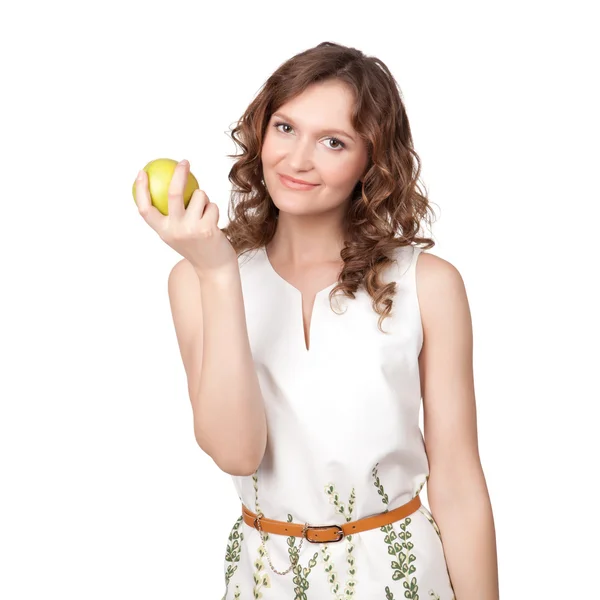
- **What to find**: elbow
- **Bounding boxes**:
[195,435,264,477]
[193,416,267,477]
[220,460,260,477]
[213,453,263,476]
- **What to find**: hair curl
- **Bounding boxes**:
[221,41,438,332]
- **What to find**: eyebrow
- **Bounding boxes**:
[272,112,356,142]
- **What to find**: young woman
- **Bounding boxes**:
[136,41,499,600]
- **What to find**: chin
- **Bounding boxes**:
[271,198,317,215]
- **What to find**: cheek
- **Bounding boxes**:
[324,160,359,187]
[260,140,269,164]
[261,137,282,166]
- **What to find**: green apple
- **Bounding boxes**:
[132,158,199,215]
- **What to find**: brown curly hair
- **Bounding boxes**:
[221,41,438,332]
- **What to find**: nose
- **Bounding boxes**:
[287,138,314,171]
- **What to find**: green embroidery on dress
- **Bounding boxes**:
[415,474,428,497]
[320,483,358,598]
[251,471,272,597]
[227,468,454,599]
[253,545,272,597]
[284,513,319,600]
[253,471,263,517]
[222,516,244,598]
[372,465,453,599]
[419,505,442,540]
[373,463,420,599]
[250,470,320,598]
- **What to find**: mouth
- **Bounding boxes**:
[278,173,320,190]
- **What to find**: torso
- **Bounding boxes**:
[221,244,455,599]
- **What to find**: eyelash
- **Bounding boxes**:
[272,121,346,151]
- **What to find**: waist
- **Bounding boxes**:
[241,494,422,544]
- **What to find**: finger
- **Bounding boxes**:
[201,201,220,227]
[184,188,209,222]
[167,159,189,219]
[136,170,166,232]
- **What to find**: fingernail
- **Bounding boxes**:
[180,159,189,167]
[137,170,144,180]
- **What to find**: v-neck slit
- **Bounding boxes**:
[261,246,339,353]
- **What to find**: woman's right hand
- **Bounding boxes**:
[135,159,239,278]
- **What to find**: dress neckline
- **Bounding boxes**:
[260,246,340,353]
[261,246,339,299]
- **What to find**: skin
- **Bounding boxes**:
[261,79,500,597]
[417,255,500,598]
[261,79,369,350]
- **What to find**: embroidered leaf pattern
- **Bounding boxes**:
[320,482,357,598]
[251,471,271,598]
[286,512,319,600]
[373,463,420,599]
[252,544,272,598]
[222,516,244,596]
[220,466,453,598]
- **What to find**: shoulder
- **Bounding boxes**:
[414,249,471,331]
[415,249,465,290]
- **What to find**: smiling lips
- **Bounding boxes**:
[278,173,320,190]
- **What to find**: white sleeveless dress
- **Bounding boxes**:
[221,244,456,599]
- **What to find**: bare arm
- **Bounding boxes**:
[168,258,267,476]
[417,251,500,600]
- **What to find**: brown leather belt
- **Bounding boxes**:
[242,494,421,543]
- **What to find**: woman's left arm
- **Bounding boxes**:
[416,251,500,600]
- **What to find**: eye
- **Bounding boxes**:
[274,122,293,135]
[325,137,345,150]
[273,121,346,151]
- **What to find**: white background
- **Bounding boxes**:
[1,0,598,598]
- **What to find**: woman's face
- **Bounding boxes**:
[261,80,370,217]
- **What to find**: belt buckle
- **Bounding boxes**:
[304,524,345,543]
